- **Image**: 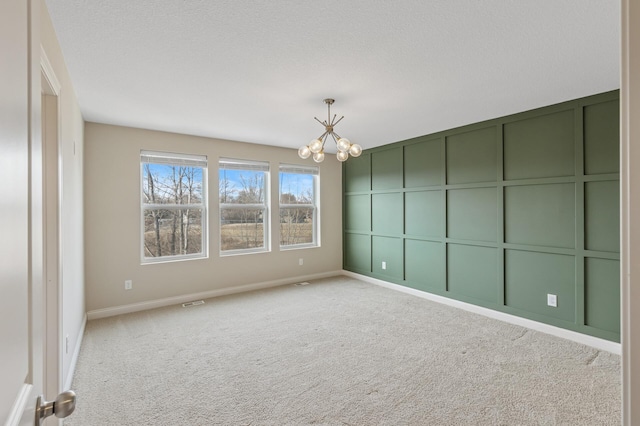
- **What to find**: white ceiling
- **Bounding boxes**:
[44,0,620,153]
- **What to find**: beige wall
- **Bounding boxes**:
[41,0,85,391]
[84,122,343,312]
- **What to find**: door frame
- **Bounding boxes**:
[621,0,640,424]
[40,46,63,405]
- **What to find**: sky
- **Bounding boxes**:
[142,163,204,201]
[142,163,314,202]
[219,169,314,201]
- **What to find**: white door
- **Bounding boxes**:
[0,0,43,424]
[0,1,74,425]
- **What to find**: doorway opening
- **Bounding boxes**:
[41,55,62,404]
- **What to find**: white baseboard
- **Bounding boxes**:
[64,314,87,391]
[86,271,343,320]
[343,270,621,355]
[5,384,32,426]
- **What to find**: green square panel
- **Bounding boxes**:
[372,236,403,279]
[447,244,498,304]
[405,190,442,238]
[404,138,441,188]
[405,239,444,292]
[504,183,575,249]
[585,180,620,253]
[372,193,403,235]
[372,147,403,190]
[344,154,370,192]
[446,127,497,184]
[504,110,574,180]
[505,250,575,322]
[345,194,370,232]
[585,257,620,333]
[447,187,497,242]
[344,233,371,272]
[584,100,620,175]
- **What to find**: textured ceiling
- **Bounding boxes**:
[44,0,620,153]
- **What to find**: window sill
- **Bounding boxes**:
[279,243,320,251]
[220,248,270,257]
[141,254,208,265]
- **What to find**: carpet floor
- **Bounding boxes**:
[65,276,620,425]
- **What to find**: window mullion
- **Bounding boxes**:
[220,203,265,209]
[279,204,314,209]
[144,203,204,210]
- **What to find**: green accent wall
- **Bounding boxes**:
[343,91,620,342]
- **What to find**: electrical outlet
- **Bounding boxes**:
[382,261,387,270]
[125,280,133,290]
[547,294,557,307]
[299,258,304,266]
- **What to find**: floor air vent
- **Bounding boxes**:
[182,300,205,307]
[295,282,311,286]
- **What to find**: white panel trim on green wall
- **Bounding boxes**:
[342,270,621,355]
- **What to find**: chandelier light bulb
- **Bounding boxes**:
[298,145,311,159]
[313,151,325,163]
[309,138,323,153]
[349,143,362,157]
[337,138,351,152]
[337,151,349,162]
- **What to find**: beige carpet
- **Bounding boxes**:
[65,276,620,425]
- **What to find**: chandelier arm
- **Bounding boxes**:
[333,115,345,127]
[314,117,325,126]
[332,131,342,140]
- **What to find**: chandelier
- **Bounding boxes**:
[298,98,363,163]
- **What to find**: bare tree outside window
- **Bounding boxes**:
[141,151,207,262]
[219,159,269,253]
[279,165,318,248]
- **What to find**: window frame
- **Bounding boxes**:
[140,150,208,264]
[279,163,320,250]
[219,158,271,256]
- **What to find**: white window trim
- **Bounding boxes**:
[140,150,208,264]
[278,163,320,250]
[219,158,270,255]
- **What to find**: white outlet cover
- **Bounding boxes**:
[547,294,557,307]
[382,261,387,270]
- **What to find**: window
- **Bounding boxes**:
[219,158,270,254]
[279,164,319,248]
[141,151,207,263]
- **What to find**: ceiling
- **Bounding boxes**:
[44,0,620,154]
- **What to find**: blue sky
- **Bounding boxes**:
[143,164,204,197]
[218,170,313,199]
[279,173,313,198]
[143,164,313,200]
[219,169,263,196]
